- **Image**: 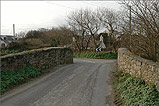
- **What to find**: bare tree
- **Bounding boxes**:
[16,31,26,38]
[67,10,89,51]
[39,26,73,47]
[97,8,119,34]
[120,0,159,62]
[67,8,102,51]
[97,8,121,52]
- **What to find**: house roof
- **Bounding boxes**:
[0,35,14,37]
[0,35,18,45]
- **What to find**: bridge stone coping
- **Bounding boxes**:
[118,48,159,91]
[1,47,73,71]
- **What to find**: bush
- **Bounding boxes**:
[7,42,21,50]
[20,38,47,49]
[1,49,20,54]
[50,39,58,47]
[114,72,159,106]
[0,41,29,55]
[25,30,43,38]
[73,51,117,59]
[0,66,41,94]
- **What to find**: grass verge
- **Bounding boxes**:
[0,66,41,94]
[112,71,159,106]
[73,51,117,59]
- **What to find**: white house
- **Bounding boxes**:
[0,35,18,47]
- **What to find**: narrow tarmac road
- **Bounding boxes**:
[0,58,116,106]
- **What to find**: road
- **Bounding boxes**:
[0,58,116,106]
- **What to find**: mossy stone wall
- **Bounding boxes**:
[118,48,159,91]
[1,47,73,71]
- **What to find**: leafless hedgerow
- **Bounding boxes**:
[119,0,159,62]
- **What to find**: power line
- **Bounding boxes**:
[46,1,76,10]
[81,1,100,7]
[90,1,106,6]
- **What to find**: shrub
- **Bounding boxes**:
[114,72,159,106]
[0,66,41,94]
[73,51,117,59]
[25,30,43,38]
[50,39,58,47]
[20,38,46,49]
[1,49,20,54]
[7,42,21,50]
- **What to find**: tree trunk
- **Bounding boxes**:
[92,34,97,49]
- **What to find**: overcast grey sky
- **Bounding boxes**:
[1,1,121,35]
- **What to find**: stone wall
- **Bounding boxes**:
[1,47,73,71]
[118,48,159,91]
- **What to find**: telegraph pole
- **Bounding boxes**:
[129,5,132,49]
[129,6,132,34]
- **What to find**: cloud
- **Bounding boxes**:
[1,1,121,34]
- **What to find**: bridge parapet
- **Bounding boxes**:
[118,48,159,91]
[1,47,73,71]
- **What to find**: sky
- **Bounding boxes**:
[1,1,121,35]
